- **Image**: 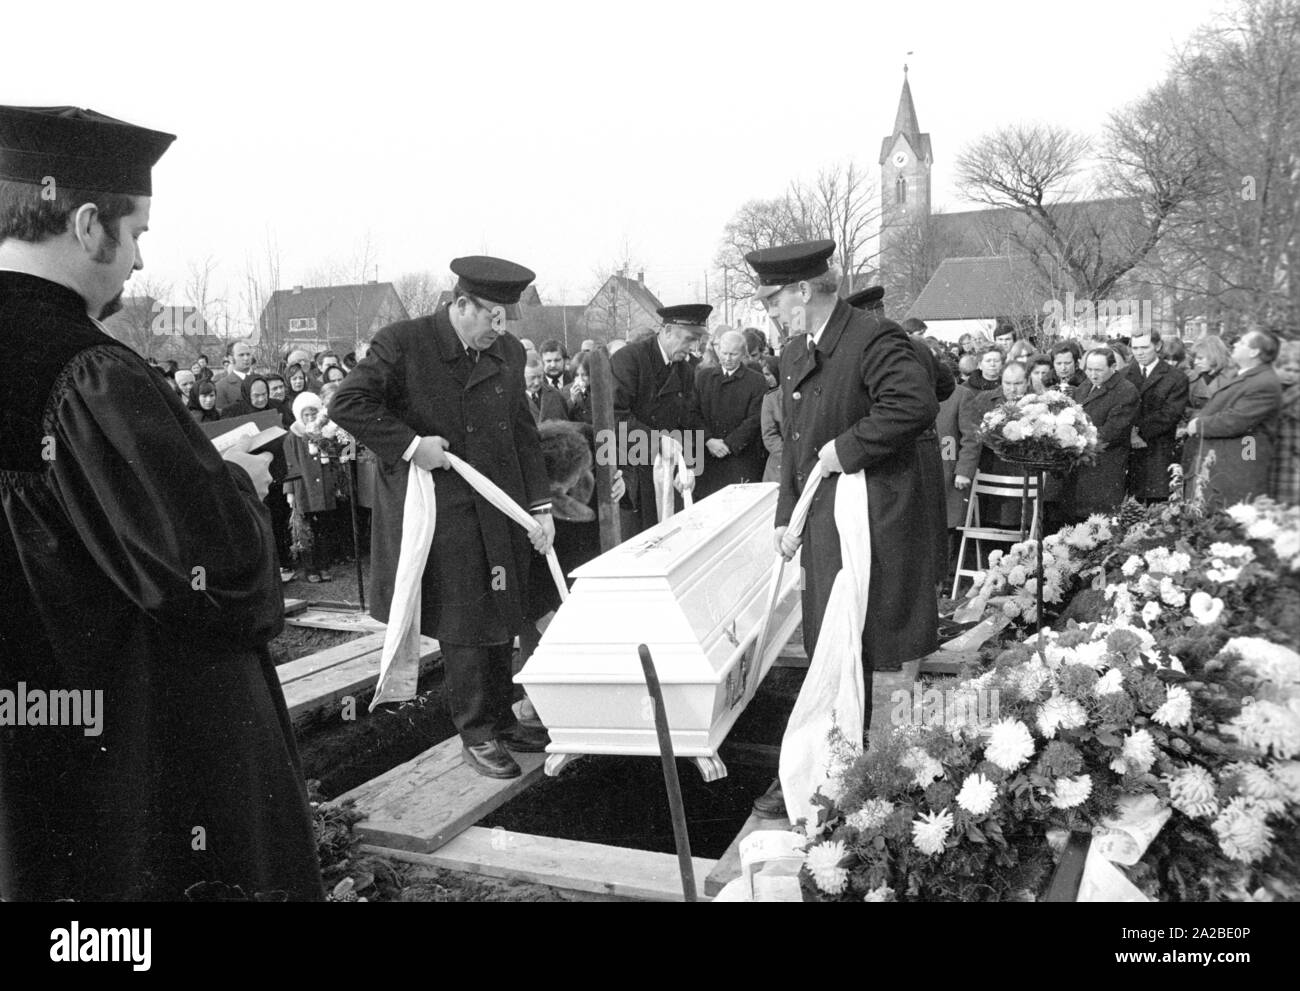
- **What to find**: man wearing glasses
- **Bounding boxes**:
[331,256,555,779]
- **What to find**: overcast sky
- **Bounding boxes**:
[7,0,1225,330]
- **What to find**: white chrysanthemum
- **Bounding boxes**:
[1189,591,1225,625]
[1066,639,1110,671]
[1121,555,1144,577]
[1121,729,1157,774]
[1002,598,1023,619]
[1270,762,1300,805]
[804,840,850,894]
[1037,694,1088,738]
[1007,565,1028,586]
[1167,765,1218,818]
[1050,774,1093,809]
[985,719,1035,770]
[911,809,953,856]
[1228,701,1300,759]
[1212,798,1274,864]
[846,798,894,832]
[956,772,997,816]
[1246,518,1280,541]
[1141,600,1162,626]
[1226,762,1287,816]
[1158,577,1187,608]
[1084,515,1113,542]
[1210,542,1254,562]
[902,747,944,790]
[1226,503,1259,528]
[1095,669,1126,695]
[862,885,895,903]
[1225,637,1300,690]
[1152,685,1193,728]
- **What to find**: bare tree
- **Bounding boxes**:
[394,270,447,318]
[242,234,283,363]
[102,274,172,358]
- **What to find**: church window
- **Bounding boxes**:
[896,176,907,205]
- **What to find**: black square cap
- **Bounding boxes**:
[0,106,174,196]
[846,285,885,311]
[449,255,536,306]
[657,304,712,327]
[744,239,836,296]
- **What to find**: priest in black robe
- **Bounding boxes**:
[0,106,322,901]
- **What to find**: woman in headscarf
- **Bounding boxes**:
[190,381,221,423]
[220,374,272,420]
[264,372,295,429]
[285,362,310,406]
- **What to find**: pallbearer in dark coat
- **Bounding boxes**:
[1064,346,1140,520]
[750,241,938,819]
[609,305,709,535]
[330,256,555,781]
[524,357,571,423]
[693,328,768,498]
[1125,330,1189,501]
[0,106,321,901]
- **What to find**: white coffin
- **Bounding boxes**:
[515,483,802,780]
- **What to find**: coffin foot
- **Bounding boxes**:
[694,754,728,782]
[544,752,583,777]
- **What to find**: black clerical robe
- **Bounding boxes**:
[0,272,322,902]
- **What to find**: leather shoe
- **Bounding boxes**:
[752,779,786,820]
[499,723,550,753]
[462,741,521,779]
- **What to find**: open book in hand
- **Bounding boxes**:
[200,411,287,456]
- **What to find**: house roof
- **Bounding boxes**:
[260,282,405,338]
[907,255,1045,320]
[599,274,664,315]
[929,198,1145,260]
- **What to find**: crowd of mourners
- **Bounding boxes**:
[148,316,1299,592]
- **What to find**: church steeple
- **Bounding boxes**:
[892,66,922,147]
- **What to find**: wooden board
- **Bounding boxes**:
[364,827,715,902]
[339,735,547,854]
[278,633,440,726]
[704,811,791,897]
[283,597,309,617]
[285,607,387,633]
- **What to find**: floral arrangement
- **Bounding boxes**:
[976,389,1099,468]
[801,494,1300,902]
[304,419,357,463]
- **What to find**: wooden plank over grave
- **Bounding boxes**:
[278,632,440,726]
[339,736,547,854]
[365,827,715,902]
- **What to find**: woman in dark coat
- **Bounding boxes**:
[189,381,221,423]
[284,391,341,582]
[219,373,272,420]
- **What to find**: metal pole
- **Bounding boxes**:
[637,644,697,902]
[348,458,365,611]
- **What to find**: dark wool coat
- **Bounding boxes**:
[936,384,975,528]
[610,335,704,535]
[1184,363,1283,510]
[908,339,952,581]
[956,386,1031,528]
[527,381,571,424]
[283,429,343,513]
[693,363,768,498]
[329,306,550,644]
[0,272,322,902]
[1066,372,1140,518]
[1124,359,1190,500]
[776,300,939,672]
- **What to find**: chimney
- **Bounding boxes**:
[637,270,645,286]
[292,285,303,295]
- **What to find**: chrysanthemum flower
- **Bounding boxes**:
[1270,762,1300,805]
[902,747,944,789]
[985,719,1035,771]
[1212,798,1273,863]
[1167,765,1218,818]
[1152,685,1192,728]
[1050,774,1092,809]
[1094,669,1125,695]
[1037,694,1087,739]
[1226,762,1287,816]
[1120,729,1157,774]
[846,798,893,832]
[911,809,953,856]
[956,772,997,816]
[862,885,895,903]
[804,840,850,895]
[1227,701,1300,759]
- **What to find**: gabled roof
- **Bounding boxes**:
[929,198,1145,259]
[908,255,1044,320]
[260,282,406,337]
[596,274,664,315]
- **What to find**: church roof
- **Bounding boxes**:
[908,255,1045,321]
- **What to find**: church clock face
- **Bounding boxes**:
[892,150,909,168]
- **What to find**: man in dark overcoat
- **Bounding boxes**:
[750,241,938,819]
[0,106,322,901]
[1064,346,1140,520]
[1125,329,1189,502]
[693,328,767,499]
[1184,331,1283,510]
[610,305,709,535]
[330,256,555,780]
